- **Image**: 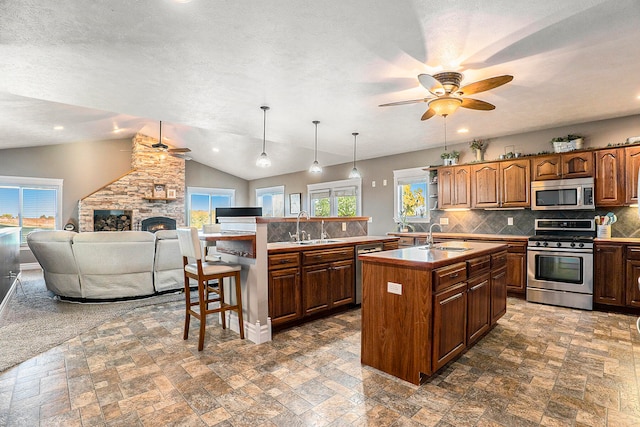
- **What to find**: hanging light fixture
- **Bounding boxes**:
[256,106,271,167]
[309,120,322,173]
[349,132,361,178]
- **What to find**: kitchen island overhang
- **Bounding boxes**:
[359,241,508,385]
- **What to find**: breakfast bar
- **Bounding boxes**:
[359,240,508,385]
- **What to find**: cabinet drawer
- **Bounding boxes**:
[467,255,491,277]
[415,237,428,246]
[268,252,300,270]
[383,241,399,250]
[507,242,527,253]
[398,236,415,247]
[627,246,640,260]
[491,250,508,268]
[303,247,354,265]
[433,262,467,292]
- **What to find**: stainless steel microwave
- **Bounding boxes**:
[530,177,595,210]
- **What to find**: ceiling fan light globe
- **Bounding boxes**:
[256,152,271,167]
[309,161,322,174]
[429,97,463,117]
[349,167,361,178]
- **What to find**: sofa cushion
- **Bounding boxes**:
[27,230,82,298]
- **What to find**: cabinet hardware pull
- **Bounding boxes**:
[441,292,463,304]
[470,282,485,291]
[449,272,460,278]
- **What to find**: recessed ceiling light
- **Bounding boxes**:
[212,147,220,153]
[53,125,64,130]
[457,128,469,133]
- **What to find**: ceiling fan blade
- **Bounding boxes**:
[168,147,191,153]
[421,108,436,121]
[379,98,430,107]
[458,75,513,96]
[461,98,496,110]
[418,73,444,96]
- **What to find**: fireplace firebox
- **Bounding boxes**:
[141,216,177,233]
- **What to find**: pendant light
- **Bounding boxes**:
[309,120,322,173]
[349,132,361,178]
[256,106,271,167]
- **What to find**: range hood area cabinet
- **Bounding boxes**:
[594,146,640,207]
[531,151,594,181]
[470,159,530,209]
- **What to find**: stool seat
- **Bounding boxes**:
[177,227,245,350]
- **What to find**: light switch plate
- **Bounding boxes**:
[508,217,514,225]
[342,222,347,231]
[387,282,402,295]
[440,217,449,225]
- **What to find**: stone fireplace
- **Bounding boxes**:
[78,133,186,232]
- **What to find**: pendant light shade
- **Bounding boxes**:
[349,132,361,178]
[256,106,271,167]
[309,120,322,173]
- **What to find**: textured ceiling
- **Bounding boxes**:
[1,0,639,180]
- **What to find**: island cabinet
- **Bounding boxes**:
[531,152,594,181]
[438,165,471,209]
[360,242,507,385]
[471,159,530,208]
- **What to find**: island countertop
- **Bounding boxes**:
[359,240,508,269]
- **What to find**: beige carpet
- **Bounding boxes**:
[0,270,184,373]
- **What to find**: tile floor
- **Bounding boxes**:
[2,297,640,426]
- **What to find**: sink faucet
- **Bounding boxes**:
[320,220,329,241]
[296,210,309,242]
[427,223,442,248]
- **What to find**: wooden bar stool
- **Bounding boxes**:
[176,227,245,350]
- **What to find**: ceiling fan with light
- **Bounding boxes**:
[142,121,192,160]
[379,72,513,121]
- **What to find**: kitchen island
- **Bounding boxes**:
[359,240,508,385]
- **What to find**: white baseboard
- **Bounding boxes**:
[224,311,272,344]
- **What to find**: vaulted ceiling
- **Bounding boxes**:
[1,0,639,180]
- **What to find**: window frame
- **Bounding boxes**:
[393,167,430,223]
[0,175,63,245]
[307,178,362,217]
[256,185,285,217]
[186,186,236,226]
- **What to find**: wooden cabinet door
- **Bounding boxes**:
[329,259,354,307]
[500,159,530,208]
[438,167,455,208]
[625,259,640,308]
[302,264,331,315]
[471,163,500,208]
[268,267,302,326]
[595,148,624,207]
[466,272,491,345]
[562,151,594,179]
[624,146,640,205]
[594,243,625,306]
[453,165,471,208]
[491,265,507,325]
[506,243,527,293]
[532,154,561,181]
[432,282,467,371]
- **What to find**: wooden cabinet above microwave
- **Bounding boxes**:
[531,152,594,181]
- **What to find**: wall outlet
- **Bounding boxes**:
[508,217,514,226]
[383,179,387,186]
[342,222,347,231]
[387,282,402,295]
[440,217,449,225]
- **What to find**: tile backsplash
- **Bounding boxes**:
[408,206,640,238]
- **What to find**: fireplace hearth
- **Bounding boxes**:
[141,216,177,233]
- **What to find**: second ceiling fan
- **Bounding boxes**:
[379,71,513,121]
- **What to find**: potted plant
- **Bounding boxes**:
[440,150,460,166]
[394,209,414,232]
[469,139,488,162]
[550,134,584,152]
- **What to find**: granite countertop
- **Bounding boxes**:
[359,240,508,269]
[267,235,399,253]
[388,231,530,242]
[595,237,640,244]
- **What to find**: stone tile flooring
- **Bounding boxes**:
[2,297,640,426]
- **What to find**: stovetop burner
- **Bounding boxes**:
[528,235,594,243]
[528,218,596,249]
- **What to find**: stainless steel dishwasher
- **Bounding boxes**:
[355,242,384,304]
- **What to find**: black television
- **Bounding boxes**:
[215,207,263,223]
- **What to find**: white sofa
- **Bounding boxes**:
[28,230,185,300]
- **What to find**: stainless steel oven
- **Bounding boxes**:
[526,219,595,310]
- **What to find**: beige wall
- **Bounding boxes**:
[186,161,250,206]
[250,114,640,235]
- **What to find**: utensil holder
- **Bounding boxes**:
[597,225,611,239]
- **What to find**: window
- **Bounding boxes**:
[308,178,361,217]
[187,187,235,229]
[0,176,63,244]
[393,167,430,223]
[256,186,285,217]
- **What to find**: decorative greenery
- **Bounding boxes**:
[440,150,460,160]
[551,134,583,144]
[469,139,488,152]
